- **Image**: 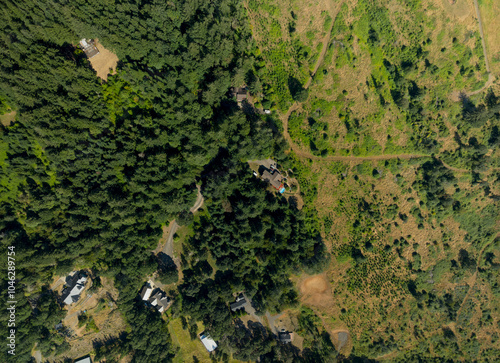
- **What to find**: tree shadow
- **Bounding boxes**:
[288,77,308,102]
[157,252,176,270]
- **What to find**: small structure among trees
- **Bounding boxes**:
[229,293,246,312]
[79,39,99,59]
[278,331,292,344]
[231,86,247,107]
[199,332,218,352]
[74,355,92,363]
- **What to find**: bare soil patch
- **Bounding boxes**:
[0,111,16,126]
[299,273,334,309]
[329,329,350,354]
[52,277,124,362]
[88,39,118,81]
[154,223,171,254]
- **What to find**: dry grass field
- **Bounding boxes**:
[290,154,500,359]
[247,0,499,358]
[46,277,126,362]
[478,0,500,76]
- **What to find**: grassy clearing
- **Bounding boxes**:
[253,0,489,158]
[247,0,499,359]
[245,0,336,111]
[478,0,500,76]
[168,318,242,363]
[168,318,213,363]
[0,111,16,126]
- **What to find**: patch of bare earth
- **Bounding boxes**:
[51,277,125,362]
[438,0,472,20]
[88,39,119,81]
[0,111,16,126]
[153,223,171,254]
[299,273,334,310]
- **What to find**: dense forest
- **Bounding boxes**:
[0,0,335,362]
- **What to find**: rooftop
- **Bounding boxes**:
[262,170,284,191]
[140,284,153,301]
[139,282,171,314]
[74,356,92,363]
[279,331,292,343]
[200,333,218,352]
[231,87,247,104]
[230,299,246,311]
[79,39,100,59]
[62,274,87,305]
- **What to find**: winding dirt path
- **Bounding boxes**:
[303,2,339,90]
[281,99,429,163]
[278,8,487,171]
[472,0,490,73]
[160,186,204,260]
[279,8,432,165]
[455,0,495,98]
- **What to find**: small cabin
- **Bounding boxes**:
[79,39,100,59]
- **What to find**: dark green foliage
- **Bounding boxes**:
[176,155,329,357]
[0,0,298,360]
[0,283,68,361]
[177,211,195,227]
[157,253,179,285]
[413,158,456,213]
[297,307,338,362]
[288,77,309,102]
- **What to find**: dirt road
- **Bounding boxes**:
[281,103,429,163]
[265,311,284,333]
[462,0,496,97]
[278,9,484,170]
[472,0,490,73]
[190,185,204,213]
[162,186,203,259]
[163,220,179,258]
[303,1,340,90]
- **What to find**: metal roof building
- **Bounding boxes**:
[199,333,217,352]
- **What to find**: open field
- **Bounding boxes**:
[249,0,493,159]
[168,318,243,363]
[88,39,119,81]
[290,155,500,359]
[478,0,500,76]
[168,318,212,363]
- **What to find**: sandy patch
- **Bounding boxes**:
[88,39,118,81]
[299,273,334,309]
[329,328,350,354]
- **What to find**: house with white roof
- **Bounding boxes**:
[199,332,217,352]
[61,273,88,305]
